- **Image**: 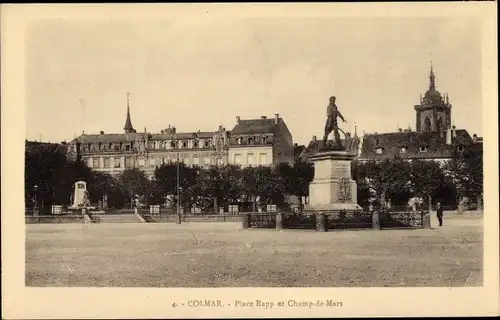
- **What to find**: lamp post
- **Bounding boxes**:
[176,134,182,224]
[33,185,39,216]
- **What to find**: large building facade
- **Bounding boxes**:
[227,114,294,167]
[68,98,294,177]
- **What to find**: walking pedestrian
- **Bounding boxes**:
[436,202,443,226]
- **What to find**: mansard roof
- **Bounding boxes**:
[71,130,222,144]
[150,131,214,140]
[359,129,474,160]
[72,133,139,144]
[231,118,280,135]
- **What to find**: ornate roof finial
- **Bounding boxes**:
[429,60,436,91]
[124,92,136,133]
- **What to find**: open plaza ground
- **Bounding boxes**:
[25,213,483,287]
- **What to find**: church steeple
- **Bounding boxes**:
[429,61,436,91]
[124,92,136,133]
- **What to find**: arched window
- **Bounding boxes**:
[424,117,432,132]
[436,117,443,132]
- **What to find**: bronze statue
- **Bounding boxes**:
[323,96,347,148]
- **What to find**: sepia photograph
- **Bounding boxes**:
[2,2,498,319]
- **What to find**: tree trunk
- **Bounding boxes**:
[380,189,387,208]
[213,197,218,214]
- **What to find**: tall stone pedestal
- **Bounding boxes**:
[305,150,361,211]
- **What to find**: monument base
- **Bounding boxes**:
[305,150,361,212]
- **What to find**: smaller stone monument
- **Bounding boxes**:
[68,181,95,210]
[69,181,87,209]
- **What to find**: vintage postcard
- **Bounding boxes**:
[2,2,498,318]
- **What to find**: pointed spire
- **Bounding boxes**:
[420,93,422,103]
[124,92,136,133]
[429,60,436,91]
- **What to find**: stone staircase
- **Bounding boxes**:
[96,213,143,223]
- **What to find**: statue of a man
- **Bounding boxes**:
[323,96,347,148]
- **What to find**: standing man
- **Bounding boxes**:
[323,96,347,148]
[436,202,443,226]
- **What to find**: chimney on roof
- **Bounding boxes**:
[446,127,452,145]
[218,125,223,131]
[472,134,478,143]
[274,114,279,124]
[398,128,402,132]
[261,116,267,119]
[312,135,317,141]
[452,126,456,140]
[100,131,104,135]
[160,130,164,134]
[294,143,298,147]
[236,116,241,124]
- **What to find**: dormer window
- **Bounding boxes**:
[420,146,428,152]
[261,136,267,144]
[248,137,254,144]
[193,140,199,148]
[457,145,464,152]
[204,140,210,148]
[170,141,176,148]
[400,147,407,154]
[182,141,188,148]
[375,147,384,154]
[125,145,130,151]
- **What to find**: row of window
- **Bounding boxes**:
[234,136,268,145]
[233,153,269,166]
[375,145,465,155]
[86,156,225,168]
[80,139,221,153]
[150,139,217,150]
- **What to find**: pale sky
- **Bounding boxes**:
[25,15,482,145]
